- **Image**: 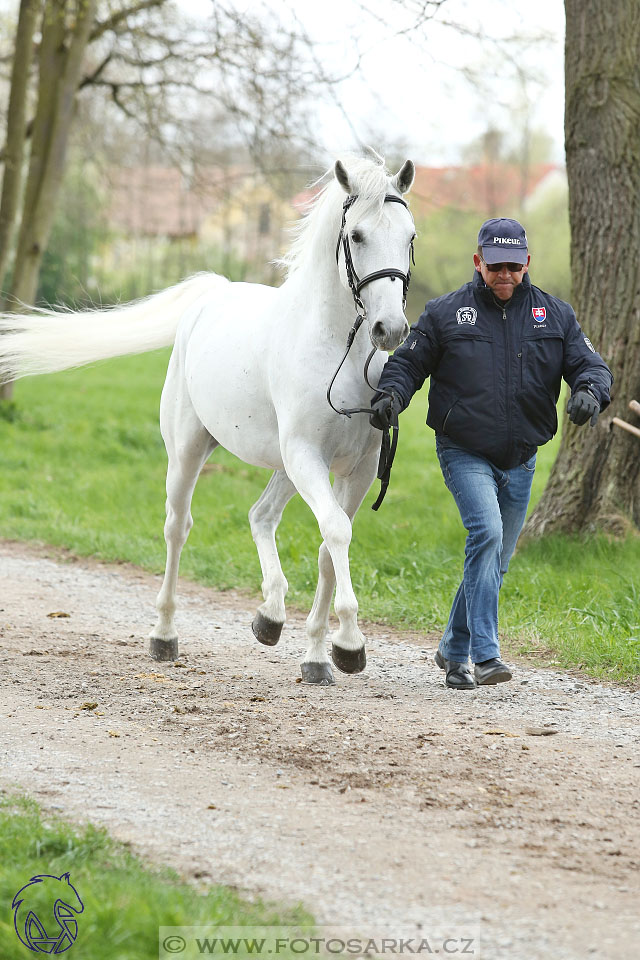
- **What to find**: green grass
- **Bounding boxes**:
[0,793,312,960]
[0,351,638,682]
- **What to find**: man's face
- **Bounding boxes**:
[473,252,531,301]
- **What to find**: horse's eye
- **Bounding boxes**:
[351,229,364,243]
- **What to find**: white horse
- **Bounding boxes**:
[0,153,416,685]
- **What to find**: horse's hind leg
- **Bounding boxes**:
[249,470,296,646]
[150,355,217,660]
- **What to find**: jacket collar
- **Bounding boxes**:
[473,268,531,307]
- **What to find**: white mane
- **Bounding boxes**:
[279,155,395,278]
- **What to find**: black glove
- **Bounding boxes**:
[370,392,399,430]
[567,389,600,427]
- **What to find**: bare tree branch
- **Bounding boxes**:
[90,0,166,42]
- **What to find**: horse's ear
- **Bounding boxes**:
[391,160,415,195]
[334,160,351,194]
[364,145,385,166]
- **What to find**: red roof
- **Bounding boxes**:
[410,164,560,218]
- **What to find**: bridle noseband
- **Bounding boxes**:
[327,192,415,510]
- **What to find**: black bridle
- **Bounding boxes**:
[326,193,415,510]
[334,193,414,314]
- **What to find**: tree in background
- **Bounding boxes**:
[36,155,107,307]
[0,0,325,399]
[408,123,570,311]
[0,0,98,316]
[0,0,40,303]
[525,0,640,535]
[524,182,571,302]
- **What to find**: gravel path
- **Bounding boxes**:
[1,540,639,959]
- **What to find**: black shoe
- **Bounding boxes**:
[474,657,513,685]
[434,649,476,690]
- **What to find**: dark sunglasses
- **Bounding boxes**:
[480,256,526,273]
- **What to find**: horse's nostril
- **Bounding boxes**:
[372,321,386,342]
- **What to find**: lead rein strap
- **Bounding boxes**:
[325,314,367,418]
[364,348,399,512]
[371,414,399,512]
[325,332,400,510]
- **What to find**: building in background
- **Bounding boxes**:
[101,161,567,300]
[105,164,298,289]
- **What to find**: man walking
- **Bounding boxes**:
[371,218,613,689]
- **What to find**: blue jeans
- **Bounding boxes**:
[435,436,536,664]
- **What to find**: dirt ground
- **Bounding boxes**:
[1,539,639,960]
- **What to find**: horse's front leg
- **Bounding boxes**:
[248,469,296,646]
[283,444,372,682]
[303,453,379,684]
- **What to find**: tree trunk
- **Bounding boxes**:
[0,0,40,294]
[10,0,98,309]
[0,0,40,402]
[1,0,97,400]
[525,0,640,537]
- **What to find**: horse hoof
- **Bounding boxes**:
[331,644,366,674]
[149,636,179,661]
[251,612,283,646]
[300,662,335,686]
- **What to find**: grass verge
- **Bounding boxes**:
[0,351,637,682]
[0,792,312,960]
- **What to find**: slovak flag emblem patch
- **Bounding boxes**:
[532,307,546,323]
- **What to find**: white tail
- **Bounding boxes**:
[0,272,228,382]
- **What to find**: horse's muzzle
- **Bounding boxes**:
[371,318,410,351]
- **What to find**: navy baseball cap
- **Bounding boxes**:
[478,218,528,265]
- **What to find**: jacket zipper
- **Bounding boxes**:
[493,296,512,461]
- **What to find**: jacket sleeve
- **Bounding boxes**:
[374,307,442,410]
[562,306,613,411]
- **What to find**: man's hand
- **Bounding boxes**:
[567,389,600,427]
[370,393,399,430]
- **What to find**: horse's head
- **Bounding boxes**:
[334,154,416,351]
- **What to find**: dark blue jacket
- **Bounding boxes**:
[377,270,613,469]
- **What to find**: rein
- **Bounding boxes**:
[326,193,415,510]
